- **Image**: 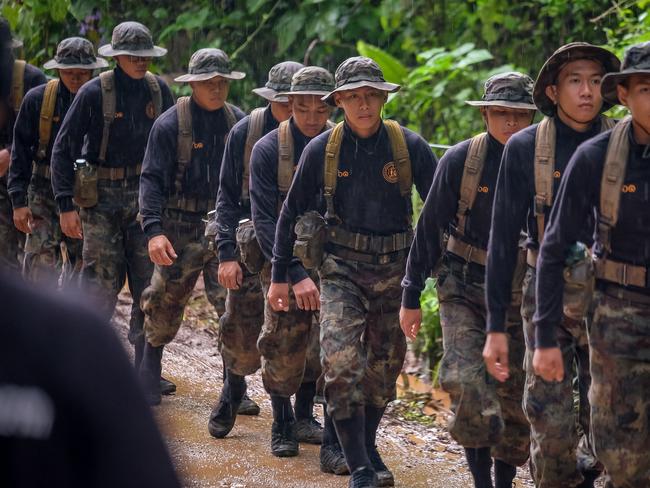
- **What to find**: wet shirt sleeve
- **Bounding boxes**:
[533,137,604,347]
[216,117,249,262]
[401,141,466,309]
[139,108,178,240]
[8,86,42,208]
[486,130,535,332]
[405,128,437,201]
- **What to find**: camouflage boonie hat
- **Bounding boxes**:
[533,42,620,116]
[174,48,245,82]
[322,56,400,105]
[278,66,334,97]
[466,72,536,110]
[601,41,650,105]
[98,21,167,58]
[43,37,108,71]
[253,61,304,102]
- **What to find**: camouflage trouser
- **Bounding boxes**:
[79,180,152,345]
[203,258,227,317]
[318,253,406,420]
[588,287,650,488]
[219,264,265,376]
[258,264,321,397]
[437,263,529,467]
[0,176,24,272]
[22,179,82,286]
[522,266,597,487]
[141,217,221,347]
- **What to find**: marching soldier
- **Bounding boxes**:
[138,48,246,405]
[8,37,107,284]
[210,61,303,428]
[267,57,436,488]
[400,72,536,488]
[483,43,620,487]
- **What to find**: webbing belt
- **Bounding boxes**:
[32,162,52,179]
[166,196,211,214]
[328,227,413,255]
[326,243,408,265]
[96,163,142,180]
[446,235,487,266]
[595,258,648,288]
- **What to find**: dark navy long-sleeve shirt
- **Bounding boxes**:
[486,116,605,333]
[534,126,650,348]
[8,81,74,208]
[139,98,245,240]
[50,66,174,213]
[250,118,324,284]
[0,62,47,150]
[402,134,504,309]
[271,121,437,283]
[216,106,278,262]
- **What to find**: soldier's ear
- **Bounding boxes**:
[545,85,558,105]
[616,83,629,108]
[334,93,343,108]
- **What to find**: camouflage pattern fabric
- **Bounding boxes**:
[318,253,406,420]
[437,262,530,467]
[141,217,221,347]
[22,180,82,286]
[79,180,152,346]
[218,266,265,376]
[258,264,321,397]
[0,178,23,272]
[203,259,226,317]
[589,288,650,488]
[521,266,599,487]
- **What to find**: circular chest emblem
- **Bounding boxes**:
[382,162,398,184]
[145,101,156,119]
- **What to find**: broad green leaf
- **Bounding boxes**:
[356,40,408,84]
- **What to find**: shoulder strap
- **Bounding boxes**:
[600,115,616,132]
[10,60,26,114]
[323,122,345,222]
[174,96,192,194]
[143,71,162,119]
[223,103,237,132]
[533,116,556,243]
[598,116,632,254]
[36,79,60,160]
[277,120,295,194]
[384,119,412,197]
[325,119,336,129]
[242,107,266,201]
[456,132,489,236]
[98,70,116,163]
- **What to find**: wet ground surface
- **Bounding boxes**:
[113,282,544,488]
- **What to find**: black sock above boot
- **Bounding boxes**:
[294,381,317,420]
[464,447,493,488]
[494,459,516,488]
[333,407,371,474]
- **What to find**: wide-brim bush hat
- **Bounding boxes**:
[466,71,536,110]
[277,66,334,97]
[253,61,304,102]
[174,48,245,82]
[601,41,650,105]
[43,37,108,70]
[98,21,167,58]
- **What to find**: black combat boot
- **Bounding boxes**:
[222,359,259,415]
[134,336,144,370]
[576,469,600,488]
[208,371,246,438]
[160,377,176,395]
[464,447,494,488]
[333,407,377,487]
[320,409,349,475]
[270,395,298,457]
[365,406,393,487]
[494,459,516,488]
[294,381,323,444]
[139,342,163,406]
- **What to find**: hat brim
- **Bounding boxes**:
[11,38,23,49]
[43,58,110,70]
[322,80,401,105]
[278,89,332,97]
[465,100,537,110]
[97,45,167,57]
[252,86,282,101]
[174,70,246,83]
[601,69,650,105]
[533,45,620,116]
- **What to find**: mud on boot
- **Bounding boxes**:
[320,442,350,475]
[208,371,246,439]
[349,466,378,488]
[160,377,176,396]
[237,393,260,415]
[271,419,299,457]
[368,446,394,487]
[139,342,163,406]
[295,416,323,444]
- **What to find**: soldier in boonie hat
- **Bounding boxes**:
[174,48,245,82]
[466,72,537,110]
[601,41,650,105]
[277,65,334,98]
[44,37,108,71]
[253,61,304,103]
[98,21,167,58]
[322,56,399,106]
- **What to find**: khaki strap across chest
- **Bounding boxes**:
[242,107,266,201]
[10,60,26,115]
[36,79,59,160]
[98,70,162,163]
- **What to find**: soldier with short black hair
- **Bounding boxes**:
[400,72,536,488]
[9,37,108,285]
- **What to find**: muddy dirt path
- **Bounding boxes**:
[114,283,538,488]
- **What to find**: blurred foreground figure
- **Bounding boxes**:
[0,272,181,488]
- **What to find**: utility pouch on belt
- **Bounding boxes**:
[293,211,328,270]
[562,242,595,321]
[236,219,265,273]
[203,210,218,252]
[73,159,98,208]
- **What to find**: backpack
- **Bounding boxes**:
[455,132,489,237]
[241,107,266,202]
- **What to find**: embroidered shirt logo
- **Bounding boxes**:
[337,169,350,178]
[622,184,637,193]
[553,170,561,178]
[193,142,204,149]
[382,161,398,183]
[114,111,124,119]
[478,186,489,193]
